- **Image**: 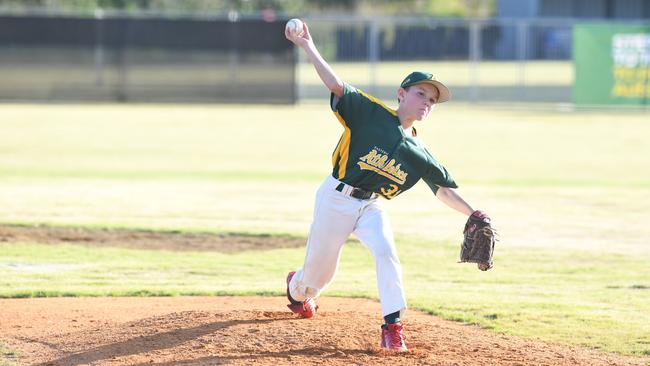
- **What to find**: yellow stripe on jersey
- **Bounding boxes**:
[337,128,351,178]
[332,111,352,179]
[331,112,345,166]
[332,138,342,167]
[358,89,398,117]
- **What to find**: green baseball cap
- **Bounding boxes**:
[400,71,451,103]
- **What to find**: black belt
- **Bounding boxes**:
[335,182,375,200]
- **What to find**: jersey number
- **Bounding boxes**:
[380,184,401,199]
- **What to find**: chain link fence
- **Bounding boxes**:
[2,10,640,106]
[0,13,295,103]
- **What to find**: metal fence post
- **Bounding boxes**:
[469,20,481,103]
[368,18,379,95]
[517,21,528,101]
[94,7,104,87]
[228,11,240,98]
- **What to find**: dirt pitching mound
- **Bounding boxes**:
[1,297,644,366]
[0,224,305,252]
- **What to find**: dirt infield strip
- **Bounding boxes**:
[0,296,644,366]
[0,224,305,252]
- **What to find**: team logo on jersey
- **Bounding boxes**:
[357,148,408,185]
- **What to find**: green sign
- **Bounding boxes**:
[573,24,650,105]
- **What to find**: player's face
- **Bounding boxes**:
[399,83,440,121]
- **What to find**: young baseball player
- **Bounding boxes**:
[284,20,487,352]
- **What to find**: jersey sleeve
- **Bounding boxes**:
[421,148,458,195]
[330,82,374,129]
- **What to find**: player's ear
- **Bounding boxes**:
[397,87,406,104]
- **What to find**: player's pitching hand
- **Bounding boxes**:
[285,20,312,48]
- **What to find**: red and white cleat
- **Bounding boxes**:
[286,271,318,318]
[380,322,408,352]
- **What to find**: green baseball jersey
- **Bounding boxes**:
[330,82,458,200]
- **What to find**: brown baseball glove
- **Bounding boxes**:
[459,210,496,271]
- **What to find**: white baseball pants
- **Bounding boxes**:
[288,175,407,317]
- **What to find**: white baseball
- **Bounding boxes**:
[286,18,304,38]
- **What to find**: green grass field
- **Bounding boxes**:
[0,103,649,358]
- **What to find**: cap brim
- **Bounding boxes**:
[404,80,451,103]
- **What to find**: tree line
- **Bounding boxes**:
[0,0,495,17]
